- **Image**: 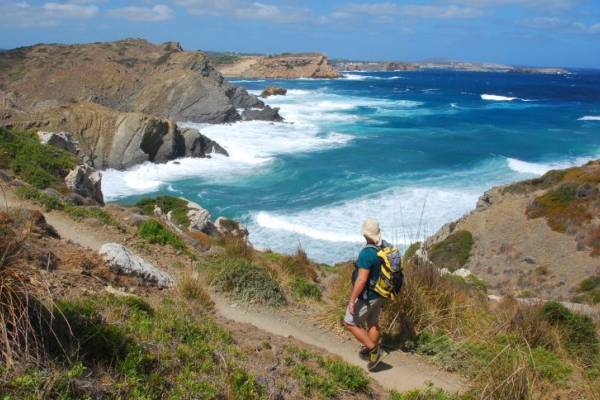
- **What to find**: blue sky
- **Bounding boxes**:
[1,0,599,68]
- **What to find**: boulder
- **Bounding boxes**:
[215,217,249,241]
[37,131,80,155]
[181,128,229,158]
[260,86,287,98]
[65,165,104,205]
[226,86,264,109]
[99,243,173,288]
[186,201,213,233]
[453,268,473,278]
[127,213,149,227]
[241,106,283,122]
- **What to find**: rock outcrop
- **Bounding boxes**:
[65,165,104,205]
[261,86,287,98]
[241,107,283,122]
[3,102,227,169]
[215,217,249,241]
[0,39,281,123]
[99,243,173,287]
[37,131,80,155]
[216,53,340,79]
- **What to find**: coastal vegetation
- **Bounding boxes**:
[327,250,600,400]
[0,127,75,190]
[136,195,191,228]
[428,230,473,271]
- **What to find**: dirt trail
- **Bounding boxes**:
[4,192,111,250]
[4,191,466,394]
[212,294,465,394]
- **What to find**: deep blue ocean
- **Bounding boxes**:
[103,70,600,264]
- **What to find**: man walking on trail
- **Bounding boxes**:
[344,218,386,371]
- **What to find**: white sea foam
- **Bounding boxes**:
[229,79,266,83]
[342,73,405,81]
[578,115,600,121]
[506,156,596,176]
[249,185,481,263]
[102,89,368,201]
[481,94,519,101]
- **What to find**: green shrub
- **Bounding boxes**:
[0,127,76,189]
[527,182,591,232]
[403,242,422,262]
[64,205,114,225]
[293,363,337,398]
[531,347,572,385]
[541,301,599,366]
[322,358,369,392]
[136,196,190,228]
[53,300,134,364]
[138,219,187,251]
[231,369,265,400]
[15,185,64,210]
[428,231,474,271]
[211,258,286,306]
[389,386,461,400]
[291,277,321,301]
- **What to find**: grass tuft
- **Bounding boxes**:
[138,219,187,251]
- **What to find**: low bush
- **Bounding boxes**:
[527,182,592,232]
[0,127,75,189]
[210,258,286,306]
[279,248,319,282]
[291,277,321,301]
[138,219,187,251]
[136,195,190,228]
[389,385,462,400]
[428,230,473,271]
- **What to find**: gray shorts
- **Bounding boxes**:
[343,297,385,327]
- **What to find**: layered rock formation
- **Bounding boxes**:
[216,53,340,79]
[0,39,280,123]
[2,102,227,169]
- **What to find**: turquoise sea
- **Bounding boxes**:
[103,70,600,264]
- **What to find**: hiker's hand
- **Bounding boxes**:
[347,299,355,315]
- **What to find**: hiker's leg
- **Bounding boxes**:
[367,323,380,346]
[344,323,377,349]
[343,299,377,349]
[365,298,384,347]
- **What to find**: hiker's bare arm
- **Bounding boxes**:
[348,269,369,314]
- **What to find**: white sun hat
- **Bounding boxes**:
[361,218,382,246]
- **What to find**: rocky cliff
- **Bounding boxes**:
[0,39,279,123]
[424,161,600,302]
[2,102,227,169]
[215,53,340,79]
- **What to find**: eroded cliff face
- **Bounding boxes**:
[2,102,227,169]
[216,54,341,79]
[0,39,276,123]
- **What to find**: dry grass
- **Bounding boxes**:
[177,271,213,308]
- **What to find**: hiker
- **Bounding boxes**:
[344,218,403,372]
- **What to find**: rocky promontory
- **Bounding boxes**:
[0,39,280,124]
[214,53,340,79]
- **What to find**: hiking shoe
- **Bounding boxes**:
[367,346,384,371]
[358,346,370,360]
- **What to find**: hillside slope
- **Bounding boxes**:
[425,161,600,301]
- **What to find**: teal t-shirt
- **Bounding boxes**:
[356,246,381,300]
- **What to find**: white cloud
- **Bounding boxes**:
[521,16,600,34]
[452,0,581,11]
[107,4,174,22]
[174,0,311,23]
[0,0,98,27]
[332,3,482,20]
[43,2,98,18]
